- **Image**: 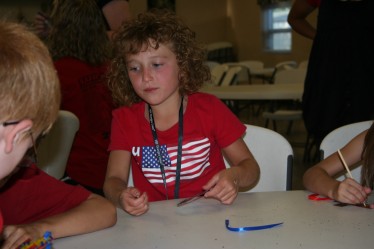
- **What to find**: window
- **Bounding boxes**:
[262,2,291,52]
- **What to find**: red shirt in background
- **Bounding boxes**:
[54,57,114,189]
[0,210,3,233]
[307,0,321,7]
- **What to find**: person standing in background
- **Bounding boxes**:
[288,0,374,151]
[288,0,320,40]
[47,0,114,195]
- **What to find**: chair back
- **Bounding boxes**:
[206,41,235,63]
[270,60,298,83]
[128,167,134,187]
[298,60,308,69]
[219,66,242,86]
[262,68,305,134]
[274,68,307,84]
[225,124,293,192]
[204,61,220,70]
[210,64,229,86]
[239,60,264,70]
[37,110,80,179]
[275,60,298,70]
[224,61,265,83]
[320,120,373,182]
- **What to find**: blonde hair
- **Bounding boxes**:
[0,21,61,136]
[108,9,210,107]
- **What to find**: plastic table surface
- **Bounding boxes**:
[200,84,303,101]
[54,191,374,249]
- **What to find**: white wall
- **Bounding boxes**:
[0,0,316,67]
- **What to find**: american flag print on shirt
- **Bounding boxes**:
[134,137,211,185]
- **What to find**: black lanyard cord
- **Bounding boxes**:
[148,96,184,199]
[175,97,184,199]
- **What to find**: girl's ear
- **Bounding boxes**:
[4,119,33,154]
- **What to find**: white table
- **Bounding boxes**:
[54,191,374,249]
[200,84,303,101]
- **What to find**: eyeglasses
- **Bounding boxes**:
[2,121,21,127]
[2,120,38,164]
[28,131,38,164]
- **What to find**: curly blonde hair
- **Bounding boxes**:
[108,9,210,107]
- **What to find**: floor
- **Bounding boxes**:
[235,101,316,190]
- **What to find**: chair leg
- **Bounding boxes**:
[272,120,277,131]
[303,134,322,163]
[286,121,294,135]
[265,118,269,128]
[246,68,252,84]
[255,105,261,117]
[312,138,322,162]
[303,134,312,163]
[250,103,256,116]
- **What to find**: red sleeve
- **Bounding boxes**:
[307,0,320,8]
[0,165,90,225]
[206,94,246,148]
[109,102,144,152]
[0,210,3,233]
[109,107,130,151]
[194,93,246,148]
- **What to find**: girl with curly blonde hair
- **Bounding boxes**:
[104,10,260,216]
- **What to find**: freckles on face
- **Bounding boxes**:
[125,43,180,103]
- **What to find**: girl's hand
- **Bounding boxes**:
[2,225,41,249]
[119,187,149,216]
[203,169,239,205]
[332,178,370,205]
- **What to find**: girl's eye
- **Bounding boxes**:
[153,63,163,68]
[128,66,139,72]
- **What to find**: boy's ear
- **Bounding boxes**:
[4,119,33,154]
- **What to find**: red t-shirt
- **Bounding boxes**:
[307,0,321,7]
[0,164,90,225]
[109,92,246,201]
[0,210,3,233]
[54,57,114,189]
